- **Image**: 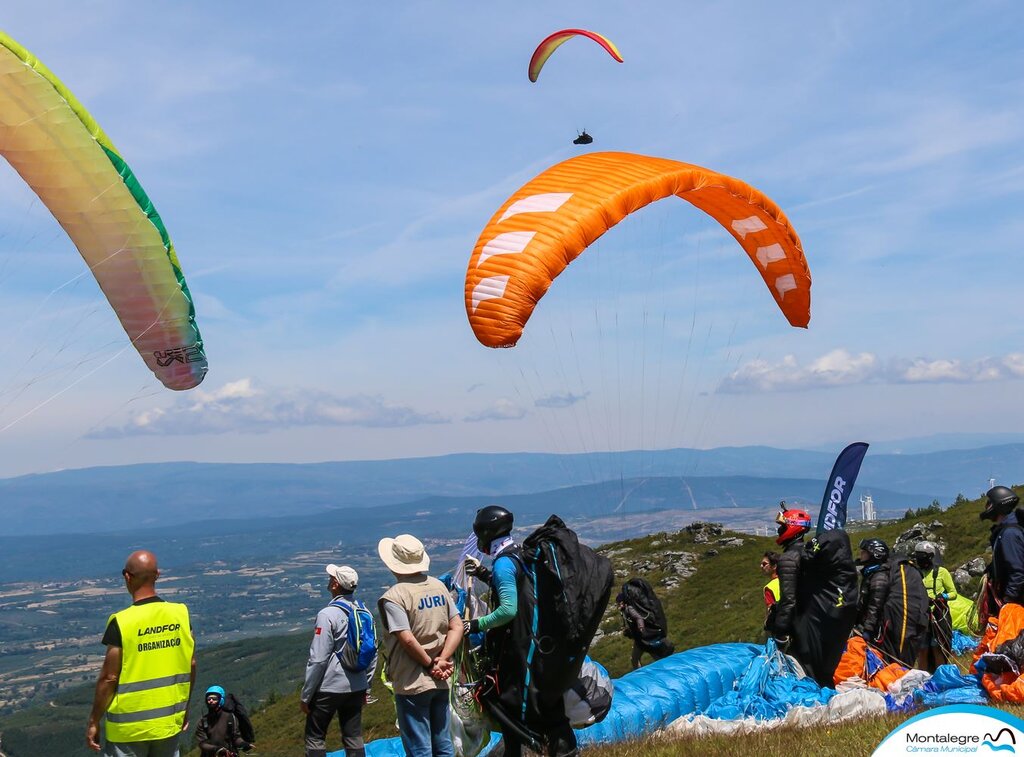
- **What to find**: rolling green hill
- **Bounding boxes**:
[0,489,1005,756]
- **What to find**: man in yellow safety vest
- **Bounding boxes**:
[86,550,196,756]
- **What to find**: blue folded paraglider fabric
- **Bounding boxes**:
[915,663,985,706]
[577,642,760,746]
[359,643,758,755]
[360,732,501,757]
[951,630,979,656]
[698,639,834,721]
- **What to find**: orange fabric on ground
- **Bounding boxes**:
[977,603,1024,702]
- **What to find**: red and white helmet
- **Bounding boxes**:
[775,504,812,545]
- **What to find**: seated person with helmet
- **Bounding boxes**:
[195,685,253,757]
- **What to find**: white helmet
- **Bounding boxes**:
[915,540,937,556]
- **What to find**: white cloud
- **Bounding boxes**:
[535,391,590,409]
[463,399,526,423]
[719,351,1024,393]
[891,355,1024,384]
[88,379,449,437]
[719,350,878,393]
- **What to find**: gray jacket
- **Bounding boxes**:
[301,595,377,701]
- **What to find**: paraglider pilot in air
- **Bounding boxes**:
[572,130,593,145]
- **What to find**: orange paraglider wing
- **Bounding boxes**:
[465,152,811,348]
[528,29,623,83]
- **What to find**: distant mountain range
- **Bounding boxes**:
[0,442,1018,535]
[0,473,931,583]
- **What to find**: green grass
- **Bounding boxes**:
[584,715,910,756]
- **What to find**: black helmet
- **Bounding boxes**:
[473,505,513,552]
[981,485,1019,521]
[858,537,889,564]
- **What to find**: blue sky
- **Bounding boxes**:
[0,2,1021,477]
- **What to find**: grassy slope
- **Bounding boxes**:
[1,490,1008,756]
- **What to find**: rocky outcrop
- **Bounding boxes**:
[892,522,946,556]
[686,521,723,544]
[959,557,987,576]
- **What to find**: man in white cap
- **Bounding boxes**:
[378,534,463,757]
[301,564,376,757]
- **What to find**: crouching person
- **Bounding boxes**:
[378,534,464,757]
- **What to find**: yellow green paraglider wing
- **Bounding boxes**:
[0,31,207,390]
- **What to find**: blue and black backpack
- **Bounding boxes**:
[330,597,378,672]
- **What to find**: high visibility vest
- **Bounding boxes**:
[105,601,194,743]
[764,577,780,605]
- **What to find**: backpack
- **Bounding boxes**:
[619,577,668,641]
[329,597,378,673]
[521,515,614,690]
[220,692,255,745]
[881,558,931,663]
[799,529,860,619]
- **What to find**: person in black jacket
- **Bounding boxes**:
[768,505,812,652]
[854,538,890,642]
[769,504,858,686]
[982,485,1024,606]
[196,685,253,756]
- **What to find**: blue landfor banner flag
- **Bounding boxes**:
[817,442,869,534]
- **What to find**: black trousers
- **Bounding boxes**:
[502,721,577,757]
[304,690,366,757]
[500,685,577,757]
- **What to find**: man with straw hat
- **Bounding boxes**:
[378,534,464,757]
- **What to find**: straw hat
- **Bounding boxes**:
[378,534,431,575]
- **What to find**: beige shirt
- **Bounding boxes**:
[379,574,455,696]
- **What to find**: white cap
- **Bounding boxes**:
[326,564,358,591]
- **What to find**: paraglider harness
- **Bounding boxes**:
[875,558,930,665]
[618,577,668,642]
[473,515,613,749]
